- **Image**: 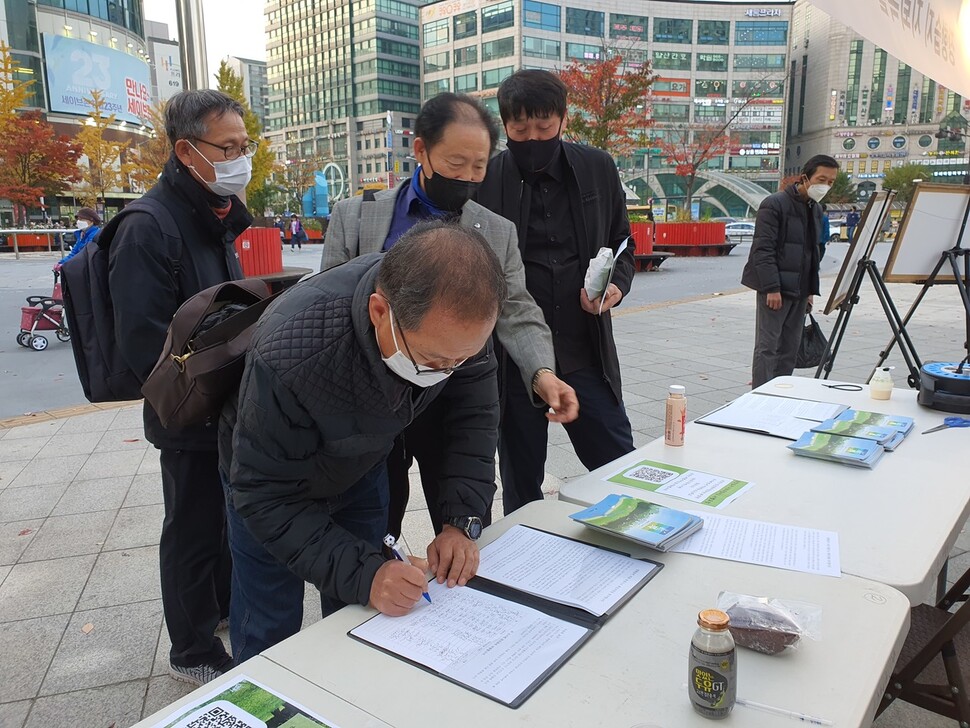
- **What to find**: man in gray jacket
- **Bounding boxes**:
[221,221,506,664]
[324,93,577,535]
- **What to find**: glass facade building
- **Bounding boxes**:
[266,0,423,193]
[419,0,792,216]
[786,0,969,195]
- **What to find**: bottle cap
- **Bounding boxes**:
[697,609,730,630]
[669,385,686,395]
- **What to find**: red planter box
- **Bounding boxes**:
[234,227,284,277]
[652,222,733,256]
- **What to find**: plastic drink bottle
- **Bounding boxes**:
[665,385,687,446]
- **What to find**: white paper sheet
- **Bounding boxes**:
[475,525,659,616]
[698,393,847,440]
[670,513,841,577]
[350,580,588,705]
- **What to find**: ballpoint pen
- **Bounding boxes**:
[383,534,432,604]
[736,697,833,725]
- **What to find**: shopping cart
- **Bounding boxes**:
[17,271,69,351]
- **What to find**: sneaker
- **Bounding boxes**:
[169,657,232,687]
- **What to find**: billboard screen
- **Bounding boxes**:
[43,34,152,124]
[150,39,183,102]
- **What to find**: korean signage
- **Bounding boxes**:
[745,8,783,16]
[829,89,838,121]
[652,78,691,97]
[695,79,727,97]
[807,0,969,96]
[43,34,152,124]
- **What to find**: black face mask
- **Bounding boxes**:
[422,158,480,212]
[506,136,561,175]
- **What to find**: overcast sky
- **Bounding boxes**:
[142,0,266,84]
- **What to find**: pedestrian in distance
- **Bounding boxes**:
[741,154,840,389]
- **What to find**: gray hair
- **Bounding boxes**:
[377,220,508,330]
[164,90,244,147]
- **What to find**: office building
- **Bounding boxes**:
[265,0,423,203]
[419,0,793,216]
[786,0,969,199]
[0,0,154,220]
[228,56,270,131]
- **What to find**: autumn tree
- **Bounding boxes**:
[215,60,277,212]
[883,163,934,204]
[558,51,654,157]
[280,156,325,213]
[128,101,170,192]
[0,111,82,225]
[0,42,33,134]
[73,90,135,208]
[658,76,785,217]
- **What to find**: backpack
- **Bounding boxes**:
[60,198,181,403]
[140,279,279,429]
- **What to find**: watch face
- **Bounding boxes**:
[467,518,483,540]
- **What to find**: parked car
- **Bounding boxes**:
[724,221,755,243]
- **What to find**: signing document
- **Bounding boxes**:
[350,525,662,706]
[697,392,848,440]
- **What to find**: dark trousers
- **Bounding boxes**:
[224,464,389,665]
[385,396,495,540]
[158,448,231,668]
[498,365,635,515]
[751,292,809,389]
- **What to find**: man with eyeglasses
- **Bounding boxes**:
[218,221,505,665]
[104,89,255,686]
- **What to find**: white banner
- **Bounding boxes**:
[809,0,970,96]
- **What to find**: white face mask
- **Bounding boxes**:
[806,184,831,203]
[186,141,253,197]
[377,307,453,387]
[77,220,90,231]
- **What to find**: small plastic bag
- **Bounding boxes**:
[716,591,822,655]
[583,247,615,302]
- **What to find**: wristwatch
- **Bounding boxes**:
[532,367,555,395]
[445,515,484,540]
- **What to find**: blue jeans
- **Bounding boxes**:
[222,464,389,665]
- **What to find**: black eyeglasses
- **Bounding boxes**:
[191,137,258,160]
[386,304,491,375]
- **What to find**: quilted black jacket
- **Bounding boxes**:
[219,254,498,607]
[741,184,821,299]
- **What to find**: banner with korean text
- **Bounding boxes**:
[808,0,970,96]
[43,34,153,125]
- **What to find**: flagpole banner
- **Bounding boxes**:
[808,0,970,96]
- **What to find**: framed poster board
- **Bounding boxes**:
[823,191,895,315]
[883,183,970,283]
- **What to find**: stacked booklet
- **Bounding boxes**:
[569,493,704,552]
[788,408,915,468]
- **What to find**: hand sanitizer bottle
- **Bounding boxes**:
[870,367,894,401]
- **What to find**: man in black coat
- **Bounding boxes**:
[106,90,255,685]
[476,70,636,515]
[220,222,506,665]
[741,154,840,388]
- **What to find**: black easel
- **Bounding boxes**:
[871,192,970,383]
[815,192,923,386]
[872,246,970,380]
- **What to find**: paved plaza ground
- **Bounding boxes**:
[0,255,966,727]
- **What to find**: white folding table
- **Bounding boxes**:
[558,375,968,605]
[260,500,909,728]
